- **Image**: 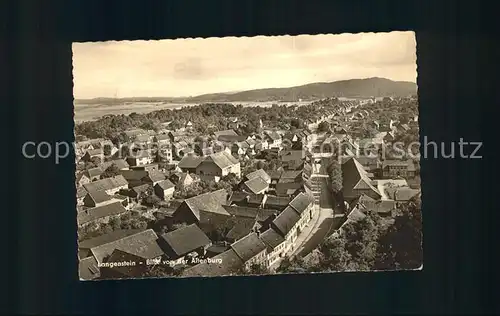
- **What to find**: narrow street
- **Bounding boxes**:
[289,157,341,258]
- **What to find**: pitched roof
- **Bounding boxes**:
[160,224,211,258]
[83,175,128,192]
[120,170,149,182]
[341,157,380,199]
[245,169,271,183]
[85,189,112,204]
[227,191,249,205]
[86,167,103,178]
[266,131,281,140]
[79,256,100,280]
[230,232,267,262]
[206,151,239,170]
[259,228,285,249]
[181,248,244,277]
[280,150,305,162]
[155,134,171,141]
[178,155,204,169]
[247,194,266,206]
[225,217,259,241]
[90,229,164,264]
[79,229,144,249]
[214,129,238,137]
[264,195,292,209]
[272,206,300,236]
[217,134,248,142]
[111,159,129,170]
[280,170,303,180]
[132,184,150,195]
[182,189,229,220]
[243,177,269,194]
[147,169,166,182]
[77,202,127,226]
[155,179,175,190]
[101,249,150,278]
[288,192,313,214]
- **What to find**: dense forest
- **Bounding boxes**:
[75,98,342,144]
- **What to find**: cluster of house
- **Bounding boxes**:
[76,126,320,279]
[78,183,316,279]
[75,97,420,279]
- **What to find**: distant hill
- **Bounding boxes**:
[189,77,417,102]
[75,77,417,104]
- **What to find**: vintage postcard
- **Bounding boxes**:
[73,31,422,280]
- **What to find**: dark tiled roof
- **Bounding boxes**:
[77,202,127,226]
[85,190,111,204]
[272,206,300,236]
[79,229,144,249]
[259,228,285,249]
[230,233,267,262]
[155,179,175,190]
[83,175,128,192]
[90,229,164,264]
[206,151,239,169]
[101,249,150,278]
[87,167,103,178]
[132,184,150,195]
[342,158,380,199]
[227,191,249,205]
[289,192,313,214]
[161,224,211,258]
[225,218,259,241]
[120,170,148,182]
[280,150,305,162]
[247,194,266,206]
[243,177,269,194]
[245,169,271,183]
[183,189,229,220]
[178,155,203,169]
[181,248,244,277]
[264,195,292,209]
[147,169,166,182]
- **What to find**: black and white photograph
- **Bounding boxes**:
[73,31,422,280]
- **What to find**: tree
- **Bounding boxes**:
[317,121,330,132]
[326,157,343,193]
[375,197,423,270]
[100,163,121,179]
[290,118,303,129]
[143,195,161,207]
[108,217,122,230]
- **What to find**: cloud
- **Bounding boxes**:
[72,31,416,98]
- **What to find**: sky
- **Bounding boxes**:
[72,31,417,99]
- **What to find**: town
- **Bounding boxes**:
[75,95,422,280]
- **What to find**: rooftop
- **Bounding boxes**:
[230,233,267,262]
[90,229,164,264]
[160,224,211,258]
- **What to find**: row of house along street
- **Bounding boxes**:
[289,153,337,259]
